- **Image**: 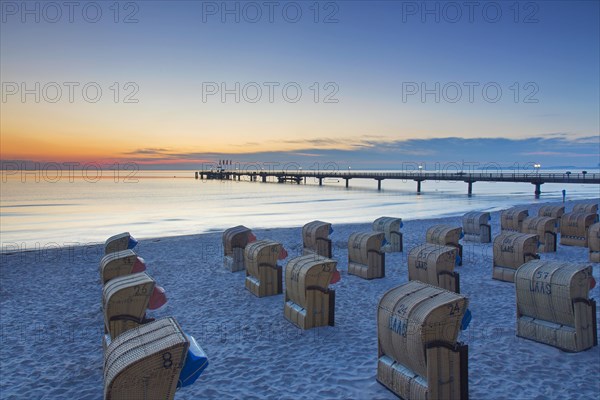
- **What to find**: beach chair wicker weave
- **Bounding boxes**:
[223,225,254,272]
[100,249,145,284]
[425,224,463,265]
[501,207,528,232]
[520,216,558,253]
[377,281,469,400]
[284,254,337,329]
[573,203,599,214]
[462,211,491,243]
[348,232,385,280]
[515,260,597,352]
[588,223,600,262]
[103,272,156,340]
[538,205,565,229]
[372,217,403,253]
[560,212,598,247]
[493,232,539,283]
[302,220,333,258]
[244,239,283,297]
[408,244,460,293]
[104,317,189,400]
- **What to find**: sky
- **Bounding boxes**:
[1,0,599,169]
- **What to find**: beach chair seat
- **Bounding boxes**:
[103,272,167,342]
[99,249,146,284]
[408,244,460,293]
[104,317,210,400]
[588,223,600,262]
[538,205,565,229]
[573,202,599,214]
[284,254,338,329]
[425,224,463,265]
[520,216,558,253]
[223,225,255,272]
[302,220,333,258]
[377,281,469,400]
[372,217,403,252]
[501,207,528,232]
[105,232,138,255]
[493,232,539,282]
[244,239,285,297]
[348,232,385,280]
[515,260,597,352]
[462,211,491,243]
[560,212,598,247]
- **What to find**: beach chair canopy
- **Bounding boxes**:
[105,232,138,255]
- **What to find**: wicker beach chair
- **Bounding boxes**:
[573,202,599,214]
[104,318,189,400]
[493,232,539,282]
[377,281,469,400]
[105,232,138,255]
[103,272,167,342]
[520,216,558,253]
[425,224,463,265]
[348,232,386,280]
[100,249,146,284]
[223,225,255,272]
[500,207,529,232]
[462,211,491,243]
[515,260,597,352]
[538,205,565,229]
[302,220,333,258]
[408,244,460,293]
[588,223,600,262]
[244,239,286,297]
[560,212,598,247]
[372,217,403,252]
[284,254,338,329]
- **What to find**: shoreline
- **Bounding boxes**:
[1,197,599,399]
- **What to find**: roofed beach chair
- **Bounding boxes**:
[560,212,598,247]
[573,202,599,214]
[377,281,469,400]
[493,232,539,282]
[462,211,491,243]
[588,223,600,262]
[500,207,528,232]
[515,260,597,352]
[223,225,256,272]
[244,239,287,297]
[520,216,558,253]
[102,272,167,346]
[408,244,460,293]
[105,232,138,255]
[538,205,565,229]
[302,220,333,258]
[425,224,463,265]
[99,249,146,284]
[104,317,208,400]
[284,254,338,329]
[372,217,403,252]
[348,231,386,280]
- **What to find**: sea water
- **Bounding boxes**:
[1,169,598,249]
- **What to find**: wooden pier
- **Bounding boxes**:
[196,170,599,197]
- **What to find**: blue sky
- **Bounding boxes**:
[1,1,599,168]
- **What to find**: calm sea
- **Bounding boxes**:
[1,169,598,250]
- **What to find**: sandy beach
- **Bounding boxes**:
[0,198,598,399]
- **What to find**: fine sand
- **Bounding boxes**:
[0,199,599,399]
